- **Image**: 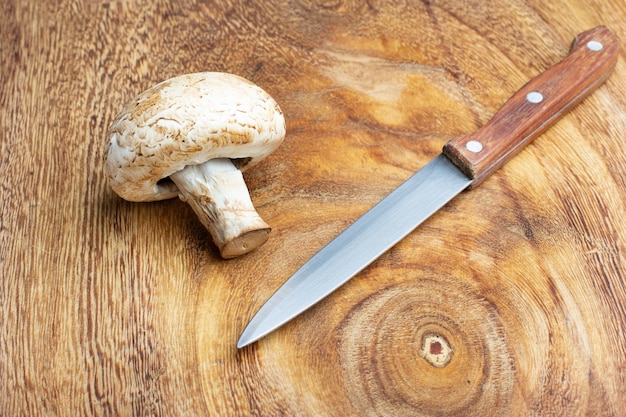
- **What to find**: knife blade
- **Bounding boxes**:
[238,26,618,349]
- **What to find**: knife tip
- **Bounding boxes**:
[237,319,280,349]
[236,337,251,349]
[236,326,260,349]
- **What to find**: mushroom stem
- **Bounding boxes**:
[169,158,270,259]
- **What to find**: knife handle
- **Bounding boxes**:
[443,26,618,188]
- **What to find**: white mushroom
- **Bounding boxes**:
[104,72,286,258]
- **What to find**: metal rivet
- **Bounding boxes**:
[586,40,603,51]
[526,91,543,104]
[466,140,483,153]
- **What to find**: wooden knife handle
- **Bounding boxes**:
[443,26,618,188]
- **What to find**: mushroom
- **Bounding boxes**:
[104,72,286,258]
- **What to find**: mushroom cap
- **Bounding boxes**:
[104,72,286,202]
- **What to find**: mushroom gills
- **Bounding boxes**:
[169,158,270,259]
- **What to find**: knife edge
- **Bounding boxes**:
[238,155,471,348]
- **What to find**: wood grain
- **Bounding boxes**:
[2,0,625,416]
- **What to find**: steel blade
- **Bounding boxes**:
[238,155,472,348]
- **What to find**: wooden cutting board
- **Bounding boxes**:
[2,0,625,415]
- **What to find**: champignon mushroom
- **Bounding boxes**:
[104,72,286,258]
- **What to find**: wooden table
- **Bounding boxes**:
[2,1,625,415]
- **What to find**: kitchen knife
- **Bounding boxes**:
[238,26,618,349]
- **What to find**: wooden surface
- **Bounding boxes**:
[2,1,625,416]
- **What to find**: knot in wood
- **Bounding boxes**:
[420,332,453,368]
